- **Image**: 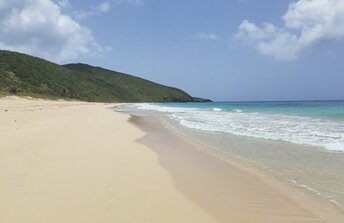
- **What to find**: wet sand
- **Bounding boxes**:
[132,115,333,223]
[1,96,341,223]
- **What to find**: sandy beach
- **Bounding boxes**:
[0,97,337,223]
[0,97,216,223]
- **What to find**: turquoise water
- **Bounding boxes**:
[120,100,344,211]
[161,101,344,120]
[132,101,344,151]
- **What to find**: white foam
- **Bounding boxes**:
[213,107,222,112]
[290,179,344,208]
[233,109,243,113]
[133,103,200,113]
[132,103,344,152]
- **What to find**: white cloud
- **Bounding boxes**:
[73,1,112,20]
[57,0,71,9]
[98,2,111,12]
[0,0,109,63]
[113,0,143,6]
[198,32,218,40]
[73,0,142,21]
[234,0,344,61]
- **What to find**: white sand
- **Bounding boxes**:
[0,97,217,223]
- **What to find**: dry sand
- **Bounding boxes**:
[0,97,216,223]
[0,97,335,223]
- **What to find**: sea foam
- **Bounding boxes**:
[133,103,344,152]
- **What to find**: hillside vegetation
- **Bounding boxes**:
[0,50,197,102]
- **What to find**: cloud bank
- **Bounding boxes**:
[235,0,344,61]
[0,0,109,63]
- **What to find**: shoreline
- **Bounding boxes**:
[0,97,217,223]
[130,112,344,223]
[2,96,343,222]
[159,116,344,213]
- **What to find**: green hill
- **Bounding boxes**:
[0,50,199,102]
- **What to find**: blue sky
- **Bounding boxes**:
[1,0,344,101]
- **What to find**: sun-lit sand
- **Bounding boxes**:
[0,97,216,223]
[0,96,340,223]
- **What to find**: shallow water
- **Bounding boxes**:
[167,122,344,211]
[117,102,344,213]
[133,101,344,152]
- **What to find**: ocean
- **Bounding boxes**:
[134,101,344,152]
[119,101,344,211]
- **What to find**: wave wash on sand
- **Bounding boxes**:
[1,97,343,223]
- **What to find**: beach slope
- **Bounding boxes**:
[0,97,216,223]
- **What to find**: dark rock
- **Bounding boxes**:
[192,97,212,103]
[162,96,212,103]
[162,95,193,102]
